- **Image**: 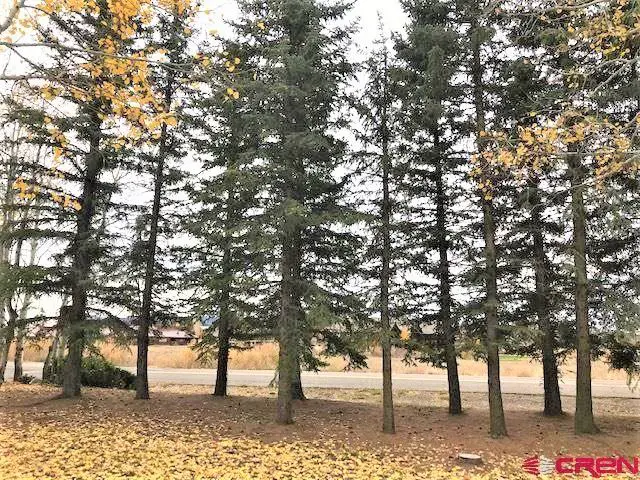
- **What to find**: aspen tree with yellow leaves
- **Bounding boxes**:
[2,0,187,397]
[0,115,46,384]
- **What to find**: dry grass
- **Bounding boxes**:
[17,340,629,381]
[8,342,49,362]
[96,342,280,370]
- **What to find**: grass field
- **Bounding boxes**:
[1,383,638,479]
[15,340,630,381]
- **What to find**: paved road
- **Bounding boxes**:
[7,362,638,398]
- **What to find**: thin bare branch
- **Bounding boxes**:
[0,0,25,37]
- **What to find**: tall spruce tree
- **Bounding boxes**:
[524,5,598,433]
[461,0,508,437]
[356,35,401,433]
[230,0,356,424]
[184,38,270,398]
[495,48,566,416]
[396,0,465,416]
[135,1,194,401]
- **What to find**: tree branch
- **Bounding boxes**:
[0,0,26,37]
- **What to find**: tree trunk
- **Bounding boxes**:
[380,50,395,434]
[43,329,60,383]
[0,234,24,383]
[44,305,69,384]
[214,246,232,397]
[63,107,103,398]
[276,238,298,425]
[471,14,507,438]
[276,11,308,424]
[0,125,17,385]
[213,314,231,397]
[277,221,299,424]
[529,182,562,416]
[53,328,67,384]
[434,130,462,415]
[136,120,167,401]
[13,327,24,381]
[0,307,15,383]
[290,295,306,401]
[136,55,177,399]
[13,237,36,383]
[291,357,306,401]
[569,154,598,434]
[483,198,508,438]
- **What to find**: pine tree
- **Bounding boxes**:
[356,35,400,433]
[184,37,269,398]
[395,0,465,416]
[229,0,356,424]
[461,0,508,437]
[135,0,194,401]
[495,49,566,416]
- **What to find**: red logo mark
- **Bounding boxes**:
[523,456,640,477]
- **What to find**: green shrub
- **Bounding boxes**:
[47,355,136,390]
[17,374,36,384]
[80,356,136,390]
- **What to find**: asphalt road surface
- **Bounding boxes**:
[7,362,638,398]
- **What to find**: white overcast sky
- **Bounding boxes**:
[208,0,408,45]
[0,0,410,318]
[0,0,409,77]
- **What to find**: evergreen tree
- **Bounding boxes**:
[184,38,269,398]
[460,0,508,437]
[395,0,465,416]
[135,0,194,401]
[230,0,356,424]
[495,47,567,416]
[356,35,401,433]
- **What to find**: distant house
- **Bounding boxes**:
[149,327,196,346]
[200,314,218,329]
[27,315,196,345]
[121,317,196,346]
[28,318,59,339]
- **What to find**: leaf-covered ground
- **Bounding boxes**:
[0,384,638,479]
